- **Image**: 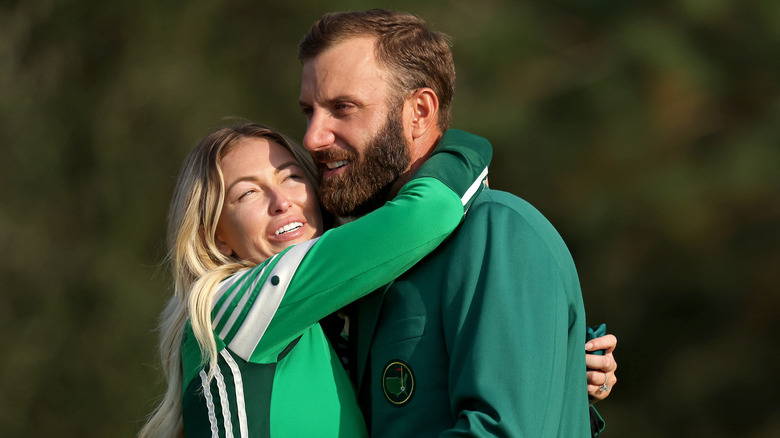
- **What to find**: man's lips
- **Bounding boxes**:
[319,160,350,179]
[313,149,352,175]
[325,160,348,170]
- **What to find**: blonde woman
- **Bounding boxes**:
[140,122,491,437]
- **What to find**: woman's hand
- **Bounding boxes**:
[585,334,617,404]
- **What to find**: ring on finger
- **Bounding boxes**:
[598,372,610,393]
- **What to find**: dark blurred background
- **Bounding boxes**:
[2,0,778,436]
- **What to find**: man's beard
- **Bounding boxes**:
[314,114,410,217]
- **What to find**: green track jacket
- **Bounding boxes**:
[180,129,492,437]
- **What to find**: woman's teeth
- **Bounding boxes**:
[275,222,303,235]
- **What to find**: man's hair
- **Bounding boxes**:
[299,9,456,131]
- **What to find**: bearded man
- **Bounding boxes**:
[298,9,617,437]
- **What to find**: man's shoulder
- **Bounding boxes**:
[465,188,549,228]
[455,188,572,257]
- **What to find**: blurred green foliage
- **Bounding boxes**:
[1,0,778,436]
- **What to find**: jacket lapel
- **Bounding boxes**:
[355,281,392,391]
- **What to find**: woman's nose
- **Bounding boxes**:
[269,190,293,214]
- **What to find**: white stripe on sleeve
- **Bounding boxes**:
[228,238,318,360]
[461,167,489,206]
[221,349,249,438]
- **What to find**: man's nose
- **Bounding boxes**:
[302,110,335,152]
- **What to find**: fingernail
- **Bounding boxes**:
[585,343,593,350]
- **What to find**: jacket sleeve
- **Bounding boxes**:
[214,130,492,362]
[590,405,606,437]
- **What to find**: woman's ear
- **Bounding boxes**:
[214,232,234,257]
[406,87,439,140]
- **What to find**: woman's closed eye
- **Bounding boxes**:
[237,188,257,200]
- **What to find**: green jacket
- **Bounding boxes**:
[355,187,592,437]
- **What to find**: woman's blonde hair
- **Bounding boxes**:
[139,121,320,437]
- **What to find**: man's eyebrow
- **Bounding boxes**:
[300,95,359,108]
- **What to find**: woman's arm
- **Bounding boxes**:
[216,129,492,361]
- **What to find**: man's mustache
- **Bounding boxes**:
[312,148,357,163]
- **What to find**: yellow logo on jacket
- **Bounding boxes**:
[382,360,414,406]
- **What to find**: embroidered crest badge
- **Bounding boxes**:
[382,360,414,406]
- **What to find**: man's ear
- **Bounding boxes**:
[406,88,439,140]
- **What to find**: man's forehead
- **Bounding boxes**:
[317,36,378,67]
[300,37,391,99]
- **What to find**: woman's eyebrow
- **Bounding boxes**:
[224,161,302,192]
